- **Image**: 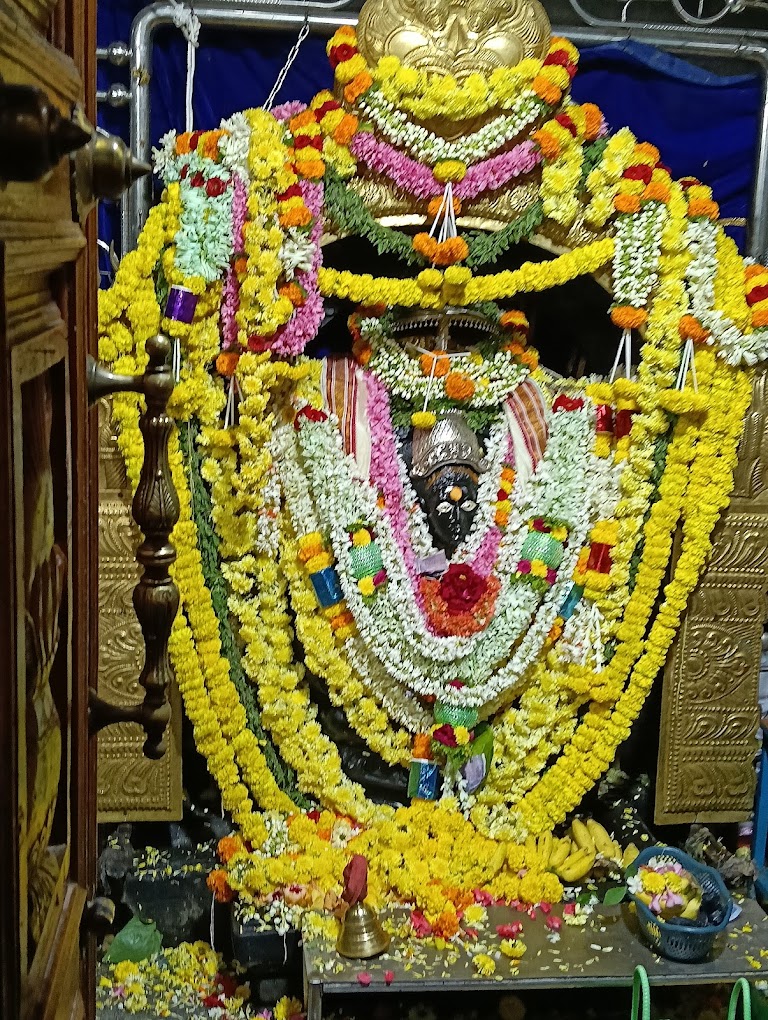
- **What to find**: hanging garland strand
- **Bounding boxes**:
[324,168,545,269]
[180,419,310,809]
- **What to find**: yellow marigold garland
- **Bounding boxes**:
[317,238,615,309]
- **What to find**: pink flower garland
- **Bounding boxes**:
[367,371,511,636]
[272,100,306,122]
[221,172,247,350]
[271,179,325,356]
[366,371,425,600]
[350,133,542,202]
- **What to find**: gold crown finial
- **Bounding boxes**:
[357,0,551,81]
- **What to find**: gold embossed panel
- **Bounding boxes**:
[96,402,182,822]
[656,369,768,824]
[357,0,551,79]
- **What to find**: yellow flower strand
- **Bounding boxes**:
[317,238,615,309]
[516,351,751,835]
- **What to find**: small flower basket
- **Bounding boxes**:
[626,846,732,962]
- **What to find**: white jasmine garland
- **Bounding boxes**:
[288,402,602,712]
[685,217,768,367]
[358,88,544,166]
[219,110,251,177]
[152,129,178,181]
[612,201,667,309]
[279,227,316,280]
[362,326,531,409]
[174,172,234,283]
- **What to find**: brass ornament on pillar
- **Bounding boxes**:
[0,78,90,184]
[88,334,180,761]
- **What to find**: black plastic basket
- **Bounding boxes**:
[626,846,732,962]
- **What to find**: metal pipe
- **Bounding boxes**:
[123,2,768,260]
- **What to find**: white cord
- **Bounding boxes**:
[169,0,201,132]
[609,328,633,383]
[675,337,699,391]
[264,16,310,111]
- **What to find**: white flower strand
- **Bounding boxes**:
[358,88,544,165]
[685,217,768,367]
[612,201,667,309]
[291,404,601,710]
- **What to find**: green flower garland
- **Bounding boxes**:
[180,420,310,809]
[324,168,545,269]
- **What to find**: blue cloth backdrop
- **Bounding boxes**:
[96,3,762,279]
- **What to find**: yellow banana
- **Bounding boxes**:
[536,832,553,869]
[586,819,615,857]
[680,896,701,921]
[555,848,596,883]
[570,819,596,857]
[622,843,640,869]
[549,837,572,870]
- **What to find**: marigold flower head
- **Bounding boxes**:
[207,869,235,903]
[215,352,240,378]
[217,835,243,862]
[678,314,710,344]
[611,306,648,330]
[411,410,437,429]
[419,352,451,378]
[444,371,475,401]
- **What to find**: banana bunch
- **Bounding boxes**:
[527,819,642,884]
[527,832,574,873]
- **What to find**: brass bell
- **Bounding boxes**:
[336,901,390,959]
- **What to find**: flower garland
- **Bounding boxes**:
[357,87,546,166]
[317,238,615,309]
[513,351,751,838]
[324,167,544,269]
[328,27,579,122]
[356,316,533,411]
[350,132,542,203]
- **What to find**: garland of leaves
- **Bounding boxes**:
[180,419,310,809]
[324,168,545,269]
[580,138,609,188]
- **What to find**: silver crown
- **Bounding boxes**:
[411,411,487,478]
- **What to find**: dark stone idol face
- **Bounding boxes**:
[417,465,479,557]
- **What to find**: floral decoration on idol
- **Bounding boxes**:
[99,4,768,939]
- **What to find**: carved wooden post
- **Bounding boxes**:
[88,334,179,759]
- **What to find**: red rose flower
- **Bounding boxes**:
[179,163,189,179]
[205,177,226,197]
[623,164,653,184]
[189,171,205,188]
[555,113,577,137]
[329,43,357,68]
[315,100,338,119]
[439,564,487,614]
[552,394,584,413]
[294,405,328,429]
[247,335,272,353]
[432,724,458,748]
[544,50,571,69]
[189,130,202,150]
[294,134,323,151]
